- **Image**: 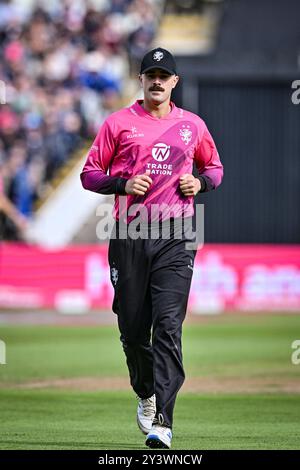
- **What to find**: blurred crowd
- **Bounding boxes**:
[0,0,160,238]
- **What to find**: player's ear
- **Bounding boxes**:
[139,74,143,86]
[172,75,179,88]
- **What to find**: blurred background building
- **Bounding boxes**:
[0,0,299,314]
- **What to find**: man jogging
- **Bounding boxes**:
[81,47,223,449]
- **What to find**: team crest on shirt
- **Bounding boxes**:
[179,125,192,145]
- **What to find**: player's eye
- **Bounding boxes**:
[146,73,170,80]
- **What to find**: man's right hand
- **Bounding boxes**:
[125,170,153,196]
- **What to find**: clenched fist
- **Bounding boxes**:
[125,170,153,196]
[179,174,201,196]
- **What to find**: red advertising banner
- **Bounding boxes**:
[0,243,299,313]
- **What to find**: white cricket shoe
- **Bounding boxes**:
[145,424,172,449]
[136,394,156,435]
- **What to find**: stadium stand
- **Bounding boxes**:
[0,0,162,239]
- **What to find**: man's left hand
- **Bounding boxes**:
[179,174,201,196]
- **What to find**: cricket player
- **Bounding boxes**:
[81,47,223,449]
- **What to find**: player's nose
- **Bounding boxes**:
[152,76,162,84]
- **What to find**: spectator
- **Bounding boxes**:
[0,155,27,240]
[0,0,160,238]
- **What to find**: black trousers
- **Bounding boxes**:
[108,218,197,429]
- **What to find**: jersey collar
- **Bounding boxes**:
[131,99,179,120]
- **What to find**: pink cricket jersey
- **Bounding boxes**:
[81,100,223,222]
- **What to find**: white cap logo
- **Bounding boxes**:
[153,51,164,61]
[152,143,170,162]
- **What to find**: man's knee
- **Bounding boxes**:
[120,334,151,352]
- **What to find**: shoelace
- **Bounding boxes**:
[152,413,165,425]
[137,395,156,417]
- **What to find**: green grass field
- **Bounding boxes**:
[1,314,300,450]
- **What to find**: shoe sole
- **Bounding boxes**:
[145,436,170,449]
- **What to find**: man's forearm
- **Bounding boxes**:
[196,167,223,193]
[196,175,213,192]
[80,170,127,195]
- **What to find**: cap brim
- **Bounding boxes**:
[140,66,176,75]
